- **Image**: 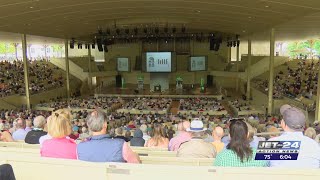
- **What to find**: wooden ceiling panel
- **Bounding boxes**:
[0,0,319,40]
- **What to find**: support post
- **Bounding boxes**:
[88,45,92,90]
[246,36,252,101]
[227,47,231,63]
[236,43,240,91]
[65,40,70,103]
[22,34,31,110]
[315,62,320,122]
[268,28,275,115]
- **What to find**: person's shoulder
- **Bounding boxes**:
[268,135,282,141]
[219,148,234,154]
[302,135,320,147]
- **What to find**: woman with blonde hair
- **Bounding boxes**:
[40,109,77,159]
[145,123,169,148]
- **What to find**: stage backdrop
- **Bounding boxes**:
[150,73,169,92]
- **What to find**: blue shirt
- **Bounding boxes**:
[12,129,27,141]
[268,132,320,168]
[77,134,125,162]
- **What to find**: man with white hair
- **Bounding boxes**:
[177,119,216,158]
[25,116,47,144]
[168,120,192,151]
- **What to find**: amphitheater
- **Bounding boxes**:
[0,0,319,179]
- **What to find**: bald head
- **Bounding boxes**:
[182,121,190,131]
[212,126,224,141]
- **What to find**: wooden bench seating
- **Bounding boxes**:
[0,142,176,157]
[0,147,210,166]
[140,156,214,166]
[0,154,319,180]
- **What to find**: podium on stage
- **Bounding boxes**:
[137,76,144,91]
[154,84,161,92]
[176,76,183,94]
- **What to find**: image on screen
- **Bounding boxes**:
[117,57,129,72]
[190,56,206,71]
[146,52,172,72]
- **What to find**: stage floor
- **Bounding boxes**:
[94,84,220,96]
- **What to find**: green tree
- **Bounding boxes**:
[287,42,301,58]
[313,40,320,56]
[51,44,62,52]
[0,42,15,54]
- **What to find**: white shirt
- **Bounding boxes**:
[269,132,320,168]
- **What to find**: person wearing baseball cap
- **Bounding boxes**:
[269,104,320,168]
[177,118,216,158]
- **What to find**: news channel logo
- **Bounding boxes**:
[255,141,301,160]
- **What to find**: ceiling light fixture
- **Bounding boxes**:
[265,5,269,8]
[29,6,34,9]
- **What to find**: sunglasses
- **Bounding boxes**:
[228,118,245,123]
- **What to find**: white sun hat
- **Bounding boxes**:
[186,118,207,132]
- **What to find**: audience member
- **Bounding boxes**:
[130,129,145,147]
[77,110,140,163]
[40,109,77,159]
[266,126,280,139]
[12,118,27,141]
[125,130,132,141]
[0,164,16,180]
[145,124,169,148]
[25,116,47,144]
[214,120,267,167]
[168,121,191,151]
[69,126,79,140]
[79,127,90,140]
[246,123,260,148]
[304,127,316,139]
[211,126,224,153]
[269,104,320,168]
[114,127,129,142]
[140,124,151,142]
[177,119,216,158]
[25,119,32,132]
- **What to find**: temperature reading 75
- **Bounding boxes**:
[264,155,272,159]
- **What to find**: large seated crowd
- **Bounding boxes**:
[121,98,172,111]
[256,60,318,101]
[0,100,319,169]
[179,98,225,111]
[0,57,320,179]
[0,59,65,97]
[37,97,123,111]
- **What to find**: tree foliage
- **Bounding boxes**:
[287,40,320,58]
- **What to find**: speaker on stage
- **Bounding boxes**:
[116,75,122,87]
[207,75,213,87]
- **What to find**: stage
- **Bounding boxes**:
[94,84,221,96]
